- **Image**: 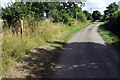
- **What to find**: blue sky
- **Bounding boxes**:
[0,0,119,14]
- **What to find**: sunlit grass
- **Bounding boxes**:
[2,20,91,75]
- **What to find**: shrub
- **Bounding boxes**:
[106,11,120,37]
[53,9,74,26]
[77,12,87,22]
[83,10,92,20]
[92,10,101,20]
[2,2,44,27]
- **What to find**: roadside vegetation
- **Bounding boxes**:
[2,20,91,76]
[99,24,120,51]
[1,0,119,77]
[98,2,120,52]
[1,1,93,77]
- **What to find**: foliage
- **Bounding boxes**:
[105,11,120,37]
[1,0,90,76]
[77,12,87,22]
[105,2,119,17]
[92,10,101,20]
[99,23,120,52]
[83,10,91,20]
[2,2,87,27]
[98,3,120,55]
[2,2,27,26]
[2,20,90,75]
[2,2,44,26]
[53,9,74,26]
[103,2,119,21]
[102,2,120,37]
[66,2,82,18]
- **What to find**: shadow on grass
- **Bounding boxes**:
[16,40,66,78]
[46,41,66,45]
[16,41,120,78]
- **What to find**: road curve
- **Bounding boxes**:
[50,22,120,78]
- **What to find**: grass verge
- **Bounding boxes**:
[2,20,92,77]
[98,23,120,52]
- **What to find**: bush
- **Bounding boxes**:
[2,2,44,27]
[53,9,74,26]
[77,12,87,22]
[83,10,92,20]
[92,10,101,20]
[106,11,120,37]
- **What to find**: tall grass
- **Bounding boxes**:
[2,20,91,75]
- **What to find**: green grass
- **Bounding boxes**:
[2,20,92,76]
[36,21,93,76]
[98,23,120,51]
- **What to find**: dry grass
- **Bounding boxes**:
[2,20,91,75]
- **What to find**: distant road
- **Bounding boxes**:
[51,22,119,78]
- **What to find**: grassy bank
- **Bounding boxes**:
[98,23,120,52]
[2,20,92,77]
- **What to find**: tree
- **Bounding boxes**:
[53,9,74,26]
[103,2,120,37]
[2,1,87,27]
[67,2,82,18]
[92,10,101,20]
[2,2,28,26]
[105,11,120,37]
[77,12,87,22]
[83,10,91,20]
[105,2,119,17]
[103,2,119,21]
[2,2,45,25]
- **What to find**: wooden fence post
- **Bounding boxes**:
[20,20,23,35]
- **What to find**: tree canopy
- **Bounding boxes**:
[103,2,120,37]
[92,10,101,20]
[103,2,119,21]
[2,1,87,26]
[83,10,91,20]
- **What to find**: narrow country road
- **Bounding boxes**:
[51,22,119,78]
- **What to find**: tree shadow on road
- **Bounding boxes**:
[15,41,120,78]
[50,42,120,78]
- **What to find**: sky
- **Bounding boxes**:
[0,0,120,14]
[0,0,15,8]
[83,0,120,14]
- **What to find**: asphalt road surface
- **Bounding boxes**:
[51,22,120,78]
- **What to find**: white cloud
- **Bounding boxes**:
[0,0,14,4]
[83,0,120,14]
[0,0,15,8]
[0,3,5,8]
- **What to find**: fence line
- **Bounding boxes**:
[1,20,24,35]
